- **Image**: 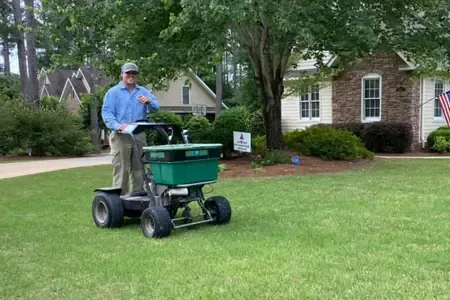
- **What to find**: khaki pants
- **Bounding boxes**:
[109,131,147,195]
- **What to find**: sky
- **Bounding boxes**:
[1,46,20,75]
[1,0,40,75]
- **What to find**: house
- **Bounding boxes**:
[38,68,78,100]
[281,50,448,149]
[147,70,229,120]
[59,67,112,113]
[52,67,227,118]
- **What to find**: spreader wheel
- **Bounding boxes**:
[204,196,231,225]
[92,192,124,228]
[140,207,172,238]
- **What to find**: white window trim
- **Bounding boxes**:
[181,85,190,105]
[298,84,321,122]
[361,73,382,122]
[433,78,444,121]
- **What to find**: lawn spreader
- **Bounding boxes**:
[91,122,231,238]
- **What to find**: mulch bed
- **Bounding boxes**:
[218,154,374,179]
[3,149,445,179]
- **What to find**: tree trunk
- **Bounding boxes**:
[87,0,101,152]
[12,0,29,102]
[24,0,39,105]
[1,39,10,75]
[89,86,101,153]
[236,20,292,151]
[215,63,222,117]
[255,75,284,150]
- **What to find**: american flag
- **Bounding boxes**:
[438,90,450,125]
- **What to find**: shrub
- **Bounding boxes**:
[310,123,365,141]
[431,136,450,153]
[287,122,413,155]
[248,110,265,137]
[251,135,266,154]
[7,102,92,156]
[283,126,373,160]
[283,129,311,154]
[0,74,21,101]
[427,127,450,151]
[185,115,212,143]
[41,95,63,110]
[251,150,291,166]
[181,114,193,125]
[147,111,185,145]
[211,107,250,158]
[331,123,365,140]
[0,101,18,156]
[363,122,412,153]
[80,92,107,132]
[303,127,372,160]
[148,111,184,130]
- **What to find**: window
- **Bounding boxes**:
[434,79,443,118]
[182,85,190,105]
[299,84,320,120]
[362,74,381,121]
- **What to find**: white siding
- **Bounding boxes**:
[422,76,447,145]
[294,52,333,70]
[281,81,332,132]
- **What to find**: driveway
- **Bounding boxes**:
[0,155,112,180]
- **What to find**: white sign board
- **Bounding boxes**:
[233,131,251,152]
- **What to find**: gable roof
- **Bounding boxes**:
[59,77,88,103]
[39,68,78,98]
[187,70,229,109]
[71,78,88,99]
[77,66,113,92]
[286,50,416,78]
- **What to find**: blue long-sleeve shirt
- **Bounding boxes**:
[101,81,160,131]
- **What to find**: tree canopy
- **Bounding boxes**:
[41,0,450,149]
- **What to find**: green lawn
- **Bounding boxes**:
[1,159,449,299]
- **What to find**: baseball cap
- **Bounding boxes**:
[121,62,139,73]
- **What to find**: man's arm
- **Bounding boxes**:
[145,90,160,113]
[102,90,121,131]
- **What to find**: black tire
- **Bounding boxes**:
[205,196,231,225]
[92,192,124,228]
[140,207,172,238]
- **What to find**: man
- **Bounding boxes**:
[102,62,160,196]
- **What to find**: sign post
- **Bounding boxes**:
[233,131,251,152]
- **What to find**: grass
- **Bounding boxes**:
[1,159,450,299]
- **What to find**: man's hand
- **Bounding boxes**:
[118,124,127,131]
[137,95,150,104]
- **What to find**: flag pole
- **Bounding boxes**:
[417,95,438,107]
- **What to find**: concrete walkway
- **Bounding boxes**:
[0,155,112,180]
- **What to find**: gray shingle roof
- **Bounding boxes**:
[39,69,77,97]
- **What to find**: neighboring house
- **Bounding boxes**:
[147,70,228,119]
[281,50,448,150]
[55,67,227,118]
[59,67,112,113]
[38,68,78,100]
